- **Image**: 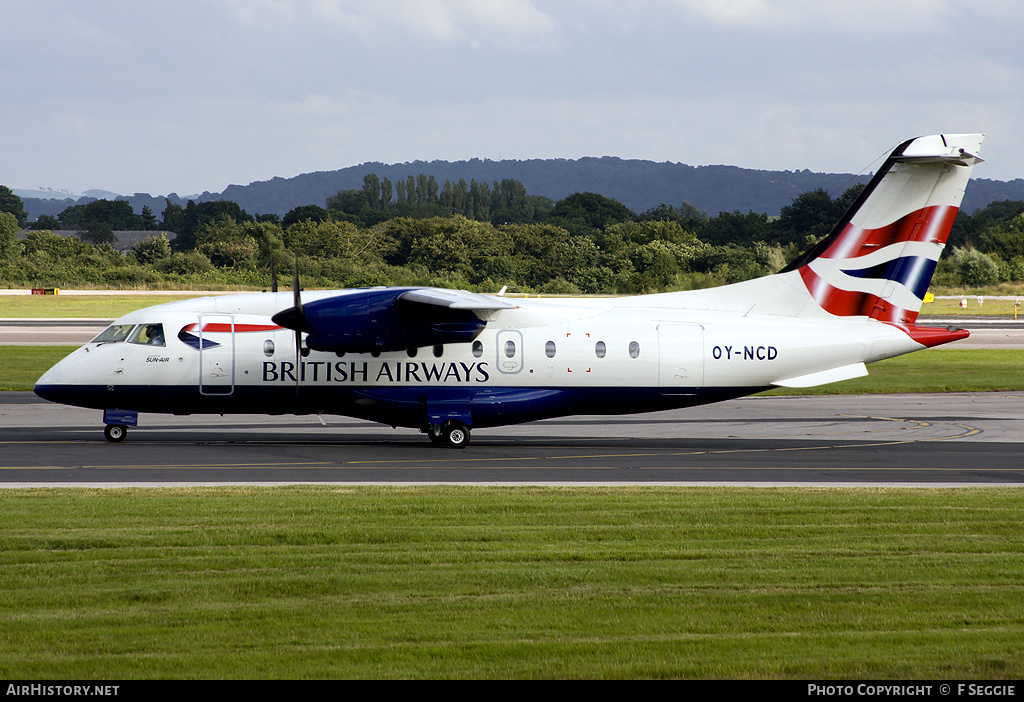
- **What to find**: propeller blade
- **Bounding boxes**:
[291,258,303,393]
[292,258,302,317]
[268,258,306,396]
[271,259,307,332]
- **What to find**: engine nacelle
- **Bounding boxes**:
[272,288,486,354]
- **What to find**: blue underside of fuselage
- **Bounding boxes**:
[33,383,770,429]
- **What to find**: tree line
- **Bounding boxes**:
[2,180,1024,292]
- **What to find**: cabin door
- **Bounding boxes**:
[198,314,235,395]
[657,324,704,388]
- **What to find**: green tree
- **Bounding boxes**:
[546,192,635,237]
[326,189,366,216]
[637,201,708,229]
[950,199,1024,251]
[697,210,771,246]
[131,234,172,265]
[246,221,288,273]
[161,199,187,235]
[59,199,140,230]
[165,199,253,252]
[771,188,836,246]
[358,173,393,212]
[28,214,61,231]
[948,247,999,287]
[626,239,682,291]
[977,212,1024,262]
[770,185,866,249]
[282,204,329,228]
[439,179,470,216]
[140,205,158,230]
[285,219,376,261]
[22,230,94,259]
[0,211,20,258]
[157,250,215,276]
[79,222,116,246]
[194,217,259,268]
[0,186,28,227]
[488,180,552,225]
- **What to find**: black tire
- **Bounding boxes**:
[441,420,470,449]
[104,424,127,443]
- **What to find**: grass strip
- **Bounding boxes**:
[0,485,1022,679]
[762,348,1024,395]
[920,297,1023,317]
[0,347,78,391]
[0,294,207,319]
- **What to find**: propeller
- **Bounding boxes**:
[269,258,307,395]
[291,258,308,360]
[271,261,307,331]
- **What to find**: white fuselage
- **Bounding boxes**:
[35,282,924,431]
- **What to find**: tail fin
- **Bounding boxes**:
[781,133,984,324]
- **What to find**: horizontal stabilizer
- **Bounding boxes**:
[893,134,984,166]
[772,362,868,388]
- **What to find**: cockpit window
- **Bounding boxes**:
[91,324,135,344]
[128,323,166,347]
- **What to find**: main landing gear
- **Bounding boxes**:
[425,420,471,449]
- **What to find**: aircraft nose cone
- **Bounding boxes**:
[33,382,59,403]
[34,370,76,406]
[34,360,63,401]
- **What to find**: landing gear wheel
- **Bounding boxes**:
[440,420,470,449]
[104,424,127,443]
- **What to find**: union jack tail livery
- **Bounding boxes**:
[783,133,984,326]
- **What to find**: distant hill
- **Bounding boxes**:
[215,157,876,219]
[19,158,1024,222]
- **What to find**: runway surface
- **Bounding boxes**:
[3,391,1023,486]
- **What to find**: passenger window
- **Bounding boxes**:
[629,341,640,358]
[545,340,556,358]
[472,340,483,358]
[595,341,606,358]
[91,324,134,344]
[407,347,418,358]
[264,340,275,357]
[128,323,166,347]
[433,345,444,358]
[504,340,516,358]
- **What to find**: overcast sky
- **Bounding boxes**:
[3,0,1022,198]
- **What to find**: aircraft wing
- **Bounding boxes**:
[398,288,517,312]
[273,286,515,354]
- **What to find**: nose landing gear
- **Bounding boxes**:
[104,424,128,443]
[102,409,137,443]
